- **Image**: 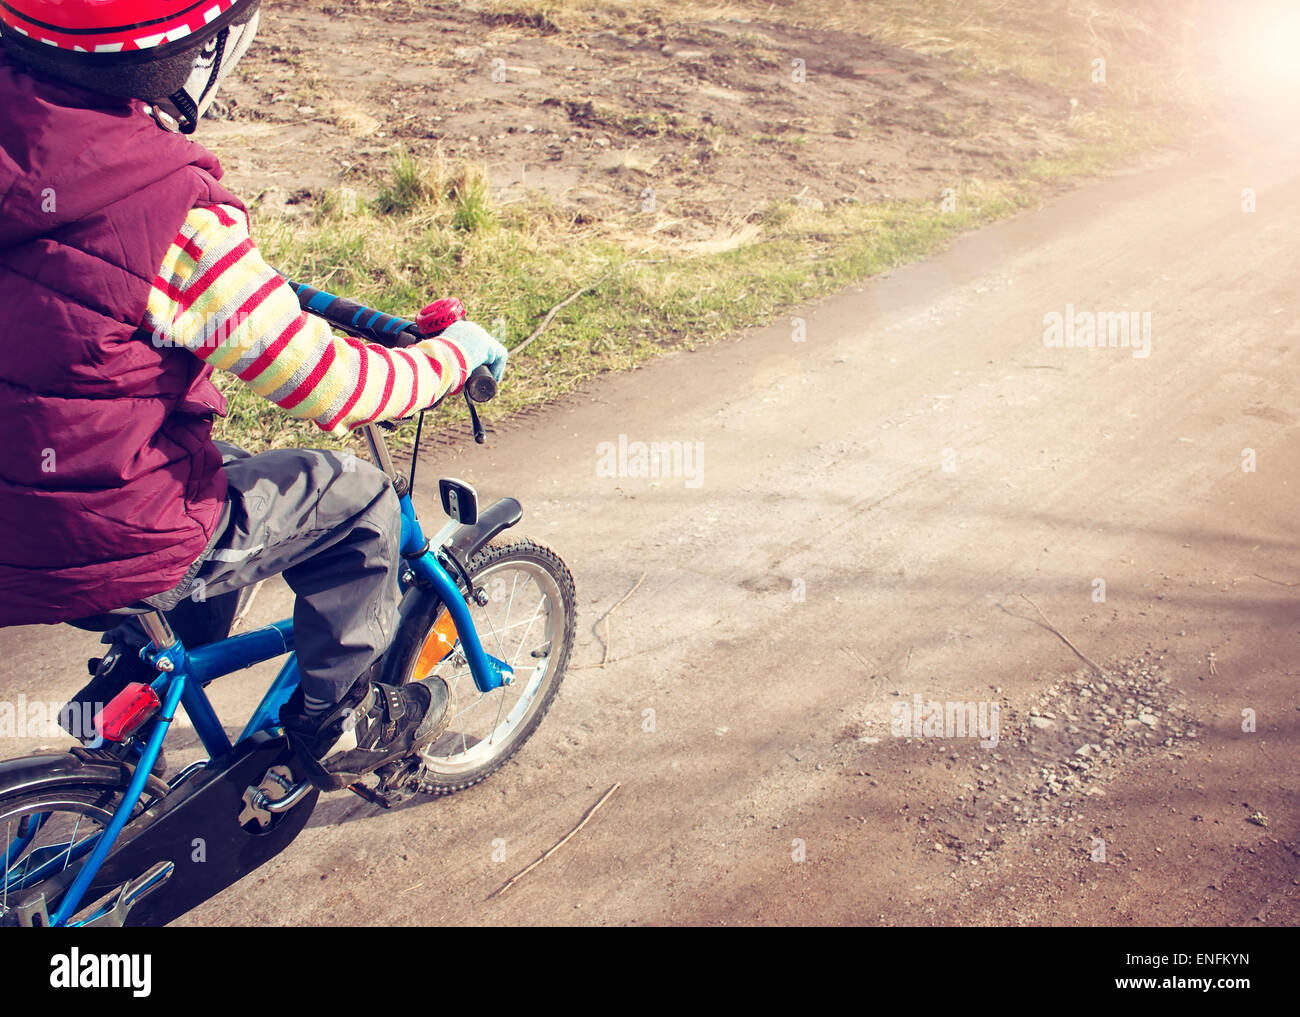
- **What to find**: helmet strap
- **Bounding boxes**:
[166,27,229,135]
[167,88,200,134]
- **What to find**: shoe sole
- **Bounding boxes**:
[316,679,452,792]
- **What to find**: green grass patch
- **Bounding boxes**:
[219,120,1167,454]
[215,0,1204,453]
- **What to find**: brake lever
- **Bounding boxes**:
[464,388,487,444]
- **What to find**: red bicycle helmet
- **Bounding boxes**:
[0,0,261,131]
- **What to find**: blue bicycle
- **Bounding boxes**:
[0,288,576,927]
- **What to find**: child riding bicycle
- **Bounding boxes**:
[0,0,507,789]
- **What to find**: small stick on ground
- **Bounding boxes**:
[593,571,646,667]
[1253,572,1300,587]
[1008,593,1107,678]
[488,782,621,900]
[510,272,611,356]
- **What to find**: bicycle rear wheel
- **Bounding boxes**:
[0,769,148,926]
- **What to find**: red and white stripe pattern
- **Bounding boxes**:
[0,1,238,53]
[144,204,470,437]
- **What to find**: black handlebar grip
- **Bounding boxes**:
[465,365,498,403]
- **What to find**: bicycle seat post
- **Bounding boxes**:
[139,610,177,657]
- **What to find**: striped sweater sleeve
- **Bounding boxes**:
[143,204,469,437]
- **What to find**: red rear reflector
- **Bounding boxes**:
[94,683,161,743]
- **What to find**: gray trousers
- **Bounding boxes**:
[132,446,402,704]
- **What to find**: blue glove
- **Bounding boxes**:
[438,319,508,384]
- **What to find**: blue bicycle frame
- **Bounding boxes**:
[32,455,512,927]
[6,288,517,927]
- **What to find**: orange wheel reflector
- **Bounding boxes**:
[414,610,459,677]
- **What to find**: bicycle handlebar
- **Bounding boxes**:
[286,279,496,405]
[288,280,420,345]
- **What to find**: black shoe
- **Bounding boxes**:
[283,678,451,792]
[59,649,167,778]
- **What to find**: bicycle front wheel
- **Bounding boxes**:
[395,538,575,796]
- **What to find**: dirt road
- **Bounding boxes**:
[3,128,1298,926]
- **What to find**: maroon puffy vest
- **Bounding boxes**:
[0,54,244,625]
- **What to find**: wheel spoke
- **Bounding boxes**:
[489,679,517,740]
[503,572,522,627]
[511,596,547,669]
[453,686,513,725]
[0,800,117,925]
[479,603,508,663]
[483,616,549,638]
[14,838,34,893]
[60,816,83,874]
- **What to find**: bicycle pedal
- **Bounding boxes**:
[375,756,424,794]
[346,780,394,809]
[347,764,421,810]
